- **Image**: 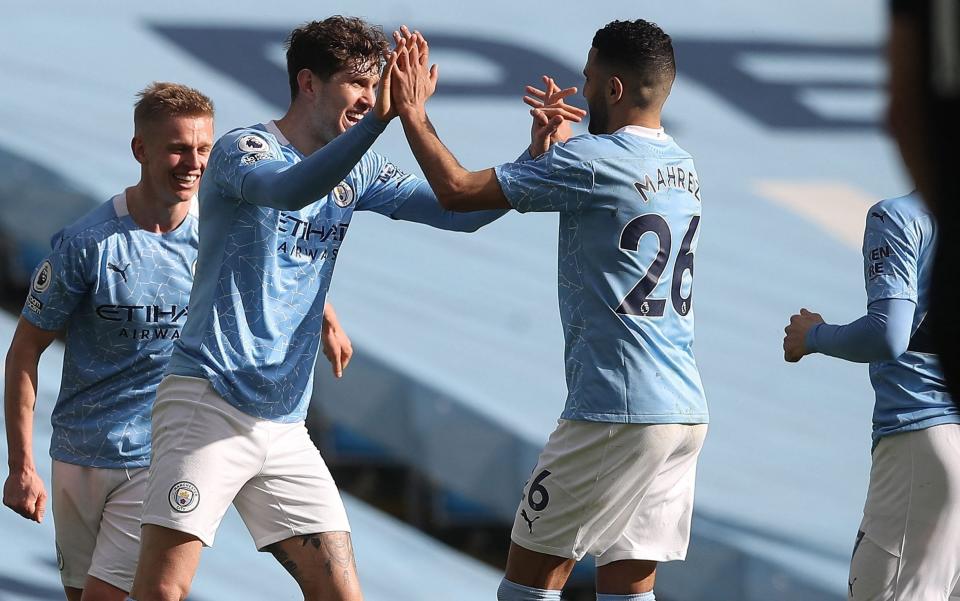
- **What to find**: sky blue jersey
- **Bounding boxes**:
[167,120,502,422]
[495,126,708,424]
[863,192,956,440]
[21,194,197,468]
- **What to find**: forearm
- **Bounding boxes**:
[243,113,388,211]
[397,108,485,208]
[390,182,506,232]
[4,355,39,472]
[806,298,915,363]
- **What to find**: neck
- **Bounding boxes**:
[125,183,190,234]
[275,101,328,155]
[607,108,662,133]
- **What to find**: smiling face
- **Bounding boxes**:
[134,114,214,206]
[310,64,380,145]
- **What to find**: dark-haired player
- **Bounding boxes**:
[129,17,506,601]
[390,19,707,601]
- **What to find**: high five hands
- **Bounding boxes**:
[387,26,439,119]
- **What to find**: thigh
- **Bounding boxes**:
[510,421,704,563]
[599,424,707,566]
[848,530,899,601]
[130,524,203,601]
[141,375,265,547]
[51,461,109,590]
[896,426,960,600]
[87,467,147,593]
[234,421,350,551]
[855,426,960,601]
[264,531,362,601]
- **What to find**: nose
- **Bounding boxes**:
[181,149,204,171]
[361,85,376,109]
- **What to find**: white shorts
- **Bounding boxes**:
[141,375,350,549]
[849,424,960,601]
[51,460,146,591]
[510,420,707,566]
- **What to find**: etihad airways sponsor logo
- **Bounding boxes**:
[95,304,188,323]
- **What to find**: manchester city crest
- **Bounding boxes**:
[333,182,355,208]
[32,260,52,294]
[169,481,200,513]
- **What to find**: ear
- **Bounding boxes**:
[131,135,146,164]
[297,68,316,99]
[608,75,625,104]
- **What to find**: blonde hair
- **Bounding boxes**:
[133,82,214,132]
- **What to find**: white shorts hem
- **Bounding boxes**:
[140,516,213,547]
[596,547,688,566]
[87,569,132,594]
[510,537,579,560]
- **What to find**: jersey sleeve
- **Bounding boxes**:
[862,207,921,304]
[493,139,595,213]
[208,129,287,201]
[21,233,92,331]
[354,153,423,216]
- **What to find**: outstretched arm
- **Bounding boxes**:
[242,112,391,211]
[240,50,401,211]
[388,180,506,231]
[3,318,57,523]
[390,32,510,212]
[783,299,916,363]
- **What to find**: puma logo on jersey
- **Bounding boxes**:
[520,509,540,534]
[871,211,886,223]
[107,262,130,282]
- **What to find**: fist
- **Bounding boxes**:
[783,308,824,362]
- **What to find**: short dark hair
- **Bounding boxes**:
[133,82,214,133]
[592,19,676,98]
[285,16,389,101]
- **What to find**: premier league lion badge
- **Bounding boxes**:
[33,260,52,294]
[169,481,200,513]
[333,182,355,208]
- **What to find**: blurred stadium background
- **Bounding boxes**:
[0,1,904,599]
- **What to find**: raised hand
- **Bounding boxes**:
[390,27,439,119]
[524,75,586,157]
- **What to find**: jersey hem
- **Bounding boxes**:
[559,411,710,424]
[873,415,960,441]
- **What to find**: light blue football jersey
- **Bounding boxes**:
[862,192,956,440]
[495,126,708,424]
[21,194,197,468]
[167,121,428,422]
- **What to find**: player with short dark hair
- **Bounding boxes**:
[783,191,960,600]
[389,18,707,601]
[2,82,214,601]
[129,17,507,601]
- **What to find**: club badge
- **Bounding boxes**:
[169,481,200,513]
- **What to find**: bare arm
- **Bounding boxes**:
[3,318,58,522]
[390,32,511,212]
[321,303,352,379]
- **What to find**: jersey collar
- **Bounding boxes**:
[615,124,670,141]
[264,120,290,146]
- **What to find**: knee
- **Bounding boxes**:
[131,580,191,601]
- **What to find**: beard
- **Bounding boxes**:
[587,98,608,135]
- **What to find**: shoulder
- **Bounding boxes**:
[867,192,932,232]
[56,196,122,249]
[216,126,278,151]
